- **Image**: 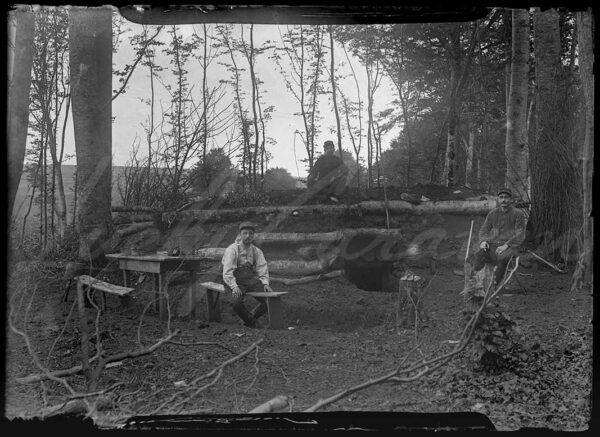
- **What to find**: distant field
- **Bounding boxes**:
[11,165,128,232]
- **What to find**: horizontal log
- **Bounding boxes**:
[112,205,157,213]
[254,228,403,244]
[170,199,495,223]
[113,213,156,225]
[270,269,343,285]
[268,259,333,276]
[195,248,226,259]
[115,221,155,239]
[195,248,336,276]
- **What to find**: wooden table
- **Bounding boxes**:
[106,253,205,320]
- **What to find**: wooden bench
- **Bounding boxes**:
[190,281,288,329]
[75,275,135,311]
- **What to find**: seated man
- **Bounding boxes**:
[307,140,349,203]
[221,222,273,327]
[473,187,527,286]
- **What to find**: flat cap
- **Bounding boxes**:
[497,187,513,197]
[238,221,256,232]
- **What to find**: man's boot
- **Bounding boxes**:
[251,301,268,321]
[232,300,256,327]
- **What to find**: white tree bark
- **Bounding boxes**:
[7,6,35,217]
[505,9,531,201]
[573,9,594,291]
[69,7,113,260]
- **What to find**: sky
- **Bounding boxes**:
[60,16,401,178]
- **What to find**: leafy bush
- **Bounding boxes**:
[463,305,524,372]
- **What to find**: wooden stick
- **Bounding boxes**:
[463,220,475,290]
[465,220,474,262]
[76,280,91,386]
[527,250,565,273]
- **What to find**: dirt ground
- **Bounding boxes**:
[5,257,592,431]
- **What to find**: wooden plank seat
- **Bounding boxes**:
[75,274,135,311]
[190,281,288,329]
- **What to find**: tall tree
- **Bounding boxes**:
[530,7,581,262]
[273,25,325,171]
[572,9,594,292]
[505,8,530,200]
[328,26,343,157]
[7,6,35,218]
[29,8,71,242]
[68,7,113,261]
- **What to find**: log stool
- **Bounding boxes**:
[396,272,428,329]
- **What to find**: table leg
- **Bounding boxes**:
[119,270,132,308]
[206,289,222,322]
[152,274,158,312]
[188,269,198,320]
[266,297,285,329]
[159,273,169,321]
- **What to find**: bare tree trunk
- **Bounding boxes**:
[530,7,580,260]
[201,24,208,162]
[308,26,324,170]
[71,169,78,227]
[7,6,35,218]
[465,118,475,188]
[299,28,313,170]
[366,62,373,188]
[572,9,594,291]
[505,9,530,201]
[69,7,113,261]
[340,41,363,189]
[45,110,68,240]
[443,29,461,188]
[329,27,342,157]
[42,128,48,249]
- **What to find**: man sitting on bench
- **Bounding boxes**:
[222,221,274,327]
[472,187,527,287]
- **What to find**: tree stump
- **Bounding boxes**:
[461,261,494,310]
[396,272,428,329]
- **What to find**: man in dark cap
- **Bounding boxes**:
[307,140,349,203]
[221,222,273,327]
[472,188,527,286]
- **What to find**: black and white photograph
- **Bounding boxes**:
[5,4,594,431]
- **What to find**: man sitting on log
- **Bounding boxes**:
[307,140,349,203]
[472,188,527,287]
[222,222,274,327]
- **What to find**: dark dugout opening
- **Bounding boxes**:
[345,260,395,292]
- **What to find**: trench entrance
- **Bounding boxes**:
[345,261,395,292]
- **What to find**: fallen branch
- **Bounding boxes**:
[248,395,290,413]
[16,330,180,384]
[39,393,115,418]
[304,260,519,412]
[527,250,565,273]
[149,338,264,415]
[167,339,238,354]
